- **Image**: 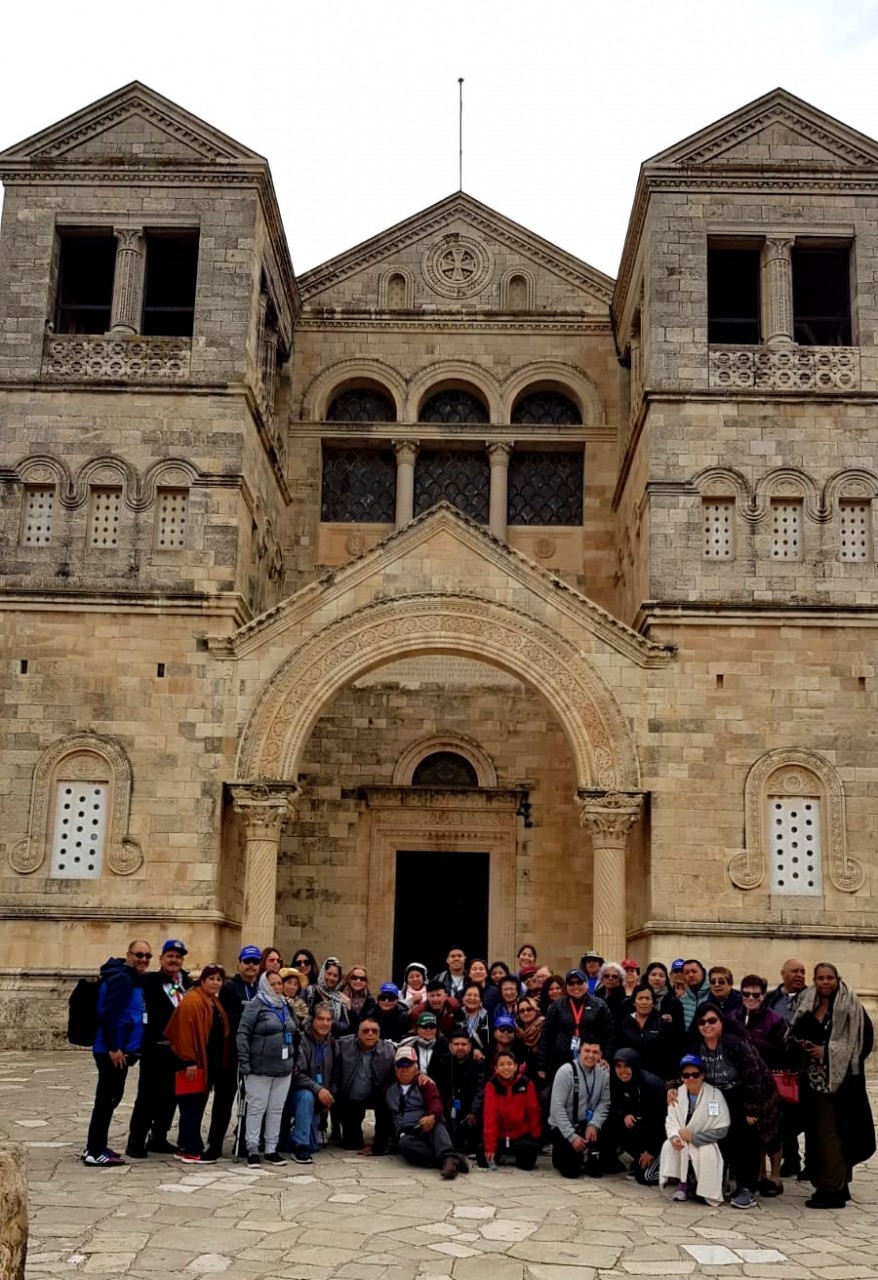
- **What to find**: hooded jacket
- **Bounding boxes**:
[482,1066,542,1157]
[607,1048,667,1154]
[93,957,145,1056]
[237,984,298,1077]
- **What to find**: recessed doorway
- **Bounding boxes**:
[392,850,489,980]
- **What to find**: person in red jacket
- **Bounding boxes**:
[482,1051,542,1170]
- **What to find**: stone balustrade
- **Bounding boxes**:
[709,344,860,391]
[42,334,191,382]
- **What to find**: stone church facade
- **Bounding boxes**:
[1,82,876,1043]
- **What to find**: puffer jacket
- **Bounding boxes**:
[482,1067,542,1157]
[93,957,145,1055]
[237,997,297,1077]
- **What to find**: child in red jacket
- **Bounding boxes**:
[482,1051,542,1170]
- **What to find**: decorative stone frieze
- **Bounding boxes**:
[42,334,191,381]
[708,345,859,390]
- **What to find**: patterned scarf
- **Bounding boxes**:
[792,980,866,1093]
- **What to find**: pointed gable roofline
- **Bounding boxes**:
[298,191,615,305]
[206,500,672,668]
[613,87,878,334]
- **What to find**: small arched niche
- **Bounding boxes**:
[393,735,498,788]
[418,384,490,425]
[511,385,582,426]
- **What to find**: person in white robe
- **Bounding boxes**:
[660,1053,730,1205]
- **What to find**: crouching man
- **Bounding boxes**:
[549,1041,610,1179]
[375,1045,469,1180]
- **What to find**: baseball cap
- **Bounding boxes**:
[416,1011,437,1028]
[378,982,399,998]
[679,1053,703,1070]
[162,939,188,956]
[394,1045,418,1064]
[565,968,587,983]
[239,945,262,963]
[670,958,686,973]
[621,958,639,971]
[493,1014,516,1031]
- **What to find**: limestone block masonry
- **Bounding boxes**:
[2,81,878,1044]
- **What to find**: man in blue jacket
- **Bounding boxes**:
[82,940,151,1167]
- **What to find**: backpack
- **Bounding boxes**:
[67,976,102,1046]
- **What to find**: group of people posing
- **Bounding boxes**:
[81,941,874,1210]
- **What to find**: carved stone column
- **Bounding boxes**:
[487,442,513,541]
[393,440,419,527]
[231,783,300,945]
[109,227,145,335]
[761,236,795,348]
[578,790,643,961]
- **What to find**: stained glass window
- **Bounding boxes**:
[419,389,489,425]
[326,387,396,423]
[412,752,479,787]
[511,391,581,425]
[321,448,396,523]
[414,449,489,522]
[507,451,583,526]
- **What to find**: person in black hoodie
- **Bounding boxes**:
[603,1047,666,1181]
[126,938,192,1158]
[207,944,261,1159]
[428,1026,485,1157]
[539,968,613,1086]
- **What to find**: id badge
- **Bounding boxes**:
[452,1098,461,1115]
[570,1035,580,1055]
[584,1108,593,1124]
[708,1101,720,1116]
[281,1046,289,1060]
[283,1030,293,1046]
[315,1073,323,1085]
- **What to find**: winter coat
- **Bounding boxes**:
[482,1068,542,1157]
[237,996,297,1078]
[331,1034,396,1100]
[607,1051,667,1155]
[292,1029,337,1097]
[730,1004,789,1069]
[165,987,231,1076]
[687,1025,781,1150]
[218,973,259,1066]
[617,1009,681,1081]
[375,1077,445,1154]
[93,957,145,1056]
[679,976,711,1029]
[428,1041,485,1121]
[539,994,614,1079]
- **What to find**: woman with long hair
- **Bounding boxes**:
[790,963,875,1209]
[515,994,545,1083]
[258,947,283,976]
[290,949,318,989]
[339,965,377,1034]
[539,973,566,1015]
[165,963,231,1163]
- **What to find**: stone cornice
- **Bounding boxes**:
[0,589,250,624]
[299,192,615,305]
[637,602,878,630]
[297,313,612,334]
[628,918,878,943]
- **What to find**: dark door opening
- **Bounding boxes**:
[392,851,489,983]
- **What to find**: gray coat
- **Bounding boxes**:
[236,997,296,1078]
[549,1060,611,1143]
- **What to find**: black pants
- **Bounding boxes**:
[781,1101,803,1170]
[128,1044,178,1147]
[205,1068,242,1157]
[337,1097,392,1151]
[178,1090,210,1155]
[721,1105,763,1192]
[397,1119,456,1167]
[86,1053,129,1156]
[450,1115,481,1157]
[491,1137,539,1170]
[552,1130,599,1178]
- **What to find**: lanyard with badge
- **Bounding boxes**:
[569,999,585,1057]
[312,1040,328,1085]
[262,998,293,1059]
[572,1062,596,1125]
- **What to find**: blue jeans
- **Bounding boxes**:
[290,1089,320,1153]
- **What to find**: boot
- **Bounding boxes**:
[456,1153,470,1174]
[440,1154,459,1180]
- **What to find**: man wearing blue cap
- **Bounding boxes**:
[206,945,262,1159]
[126,939,192,1158]
[374,983,411,1041]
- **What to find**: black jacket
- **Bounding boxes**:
[292,1029,338,1096]
[219,974,259,1065]
[428,1040,485,1120]
[140,969,193,1052]
[617,1009,681,1082]
[539,994,614,1079]
[606,1055,667,1155]
[331,1034,396,1100]
[374,1003,412,1043]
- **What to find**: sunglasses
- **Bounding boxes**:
[350,975,367,981]
[378,994,397,1002]
[681,1071,702,1079]
[742,991,763,999]
[699,1017,720,1026]
[129,951,152,960]
[709,978,729,986]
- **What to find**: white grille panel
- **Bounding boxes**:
[839,500,871,562]
[89,488,122,547]
[22,486,54,545]
[49,780,108,879]
[703,498,734,559]
[768,795,822,896]
[155,488,188,549]
[771,500,802,560]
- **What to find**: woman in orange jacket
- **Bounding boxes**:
[165,963,232,1162]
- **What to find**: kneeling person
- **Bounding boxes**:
[482,1050,542,1170]
[549,1041,610,1178]
[376,1045,468,1180]
[659,1054,730,1206]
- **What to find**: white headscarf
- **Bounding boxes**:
[257,971,285,1009]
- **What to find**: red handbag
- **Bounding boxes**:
[772,1069,799,1105]
[175,1067,206,1096]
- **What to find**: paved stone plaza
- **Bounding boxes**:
[3,1051,878,1280]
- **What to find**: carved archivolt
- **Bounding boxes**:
[303,359,406,422]
[500,361,603,429]
[407,361,502,424]
[236,593,640,792]
[730,748,863,893]
[393,734,498,787]
[690,465,878,527]
[8,733,143,876]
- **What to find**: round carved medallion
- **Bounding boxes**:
[424,234,492,299]
[533,538,556,561]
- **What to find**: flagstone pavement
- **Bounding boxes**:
[3,1050,878,1280]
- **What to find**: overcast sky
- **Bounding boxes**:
[3,1,878,279]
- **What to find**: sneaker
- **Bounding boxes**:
[146,1137,176,1155]
[83,1150,126,1167]
[124,1144,148,1160]
[200,1150,220,1164]
[264,1152,286,1166]
[292,1148,314,1165]
[247,1153,262,1166]
[731,1187,757,1210]
[177,1152,202,1164]
[673,1185,689,1202]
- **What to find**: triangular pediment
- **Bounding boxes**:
[646,88,878,169]
[299,192,614,309]
[0,81,264,165]
[209,503,670,669]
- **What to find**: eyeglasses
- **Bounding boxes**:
[698,1017,720,1026]
[350,975,367,982]
[742,991,763,1000]
[709,978,729,986]
[129,951,152,960]
[602,974,621,982]
[378,995,397,1002]
[567,979,585,986]
[681,1071,702,1079]
[360,1028,379,1035]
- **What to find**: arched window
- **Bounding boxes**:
[419,389,489,425]
[327,387,396,423]
[511,391,582,425]
[412,752,479,787]
[386,273,407,309]
[507,275,528,310]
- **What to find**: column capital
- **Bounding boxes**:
[577,789,643,843]
[231,782,300,838]
[392,439,420,464]
[486,441,513,462]
[763,235,794,259]
[113,226,144,253]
